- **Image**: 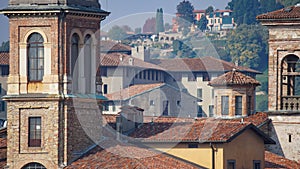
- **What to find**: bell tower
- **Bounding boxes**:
[1,0,109,168]
[257,6,300,162]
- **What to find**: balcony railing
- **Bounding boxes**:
[281,96,300,111]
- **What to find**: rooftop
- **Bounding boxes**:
[130,113,273,144]
[257,5,300,20]
[100,40,131,53]
[208,70,261,86]
[265,151,300,169]
[100,53,165,71]
[66,139,204,169]
[150,56,260,73]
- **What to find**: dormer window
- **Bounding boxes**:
[27,33,44,82]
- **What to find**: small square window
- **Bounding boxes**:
[253,160,261,169]
[188,143,198,148]
[227,160,236,169]
[177,101,181,107]
[150,100,155,106]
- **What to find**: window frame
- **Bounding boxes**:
[253,160,261,169]
[235,96,243,116]
[28,117,42,147]
[27,33,44,82]
[221,96,229,116]
[227,160,236,169]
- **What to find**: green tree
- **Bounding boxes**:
[197,15,208,32]
[135,27,142,34]
[280,0,300,6]
[164,23,172,31]
[206,6,214,14]
[228,0,260,25]
[107,25,128,41]
[176,0,194,30]
[260,0,284,13]
[225,24,269,70]
[155,8,165,34]
[0,41,9,52]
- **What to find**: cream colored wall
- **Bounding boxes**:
[181,73,217,117]
[146,143,223,169]
[144,129,265,169]
[223,129,265,169]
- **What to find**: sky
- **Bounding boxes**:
[0,0,230,43]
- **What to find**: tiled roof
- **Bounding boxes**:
[265,151,300,169]
[101,53,165,70]
[0,52,9,65]
[130,114,274,144]
[208,70,261,86]
[257,5,300,20]
[67,139,203,169]
[150,56,260,73]
[100,40,131,52]
[105,83,164,100]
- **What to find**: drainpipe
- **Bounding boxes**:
[210,143,216,169]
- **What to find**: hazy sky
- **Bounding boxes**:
[0,0,230,43]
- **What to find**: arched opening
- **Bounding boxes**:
[27,33,44,82]
[84,34,92,93]
[281,54,300,110]
[22,162,46,169]
[71,33,80,92]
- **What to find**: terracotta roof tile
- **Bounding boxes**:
[257,5,300,20]
[265,151,300,169]
[150,56,260,73]
[0,52,9,65]
[67,139,202,169]
[130,113,273,143]
[208,70,261,86]
[100,40,131,52]
[101,53,165,70]
[105,83,164,100]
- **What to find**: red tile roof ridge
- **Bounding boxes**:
[265,151,300,169]
[209,69,261,86]
[257,5,300,20]
[105,83,165,100]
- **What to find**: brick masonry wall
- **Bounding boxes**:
[6,100,61,168]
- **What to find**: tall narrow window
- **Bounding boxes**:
[103,84,108,94]
[71,34,79,92]
[162,101,169,116]
[84,35,92,93]
[28,117,41,147]
[28,33,44,81]
[197,88,202,99]
[221,96,229,115]
[247,96,252,115]
[197,105,203,117]
[235,96,243,116]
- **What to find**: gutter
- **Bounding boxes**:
[210,143,216,169]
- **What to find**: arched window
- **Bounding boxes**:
[84,35,92,93]
[71,34,79,92]
[71,33,79,76]
[281,55,300,96]
[27,33,44,81]
[22,162,46,169]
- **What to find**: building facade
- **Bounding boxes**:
[257,5,300,162]
[1,0,109,168]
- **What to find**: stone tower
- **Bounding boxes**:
[257,6,300,162]
[1,0,109,168]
